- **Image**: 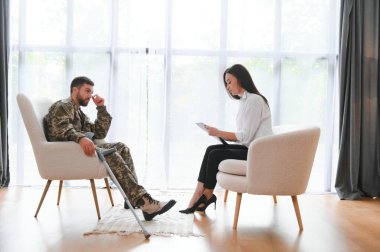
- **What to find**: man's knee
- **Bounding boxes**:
[115,142,130,153]
[105,152,123,166]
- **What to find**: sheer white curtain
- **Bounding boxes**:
[8,0,340,191]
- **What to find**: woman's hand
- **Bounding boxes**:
[92,94,105,107]
[205,125,238,141]
[206,125,220,137]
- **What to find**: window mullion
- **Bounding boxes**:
[163,0,173,189]
[218,0,228,129]
[272,0,282,125]
[324,0,340,192]
[66,0,73,88]
[107,0,119,137]
[16,0,27,185]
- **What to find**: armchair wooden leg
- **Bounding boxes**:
[233,193,242,229]
[224,190,229,202]
[57,180,63,205]
[291,195,303,231]
[90,179,101,220]
[35,180,52,217]
[104,178,114,206]
[273,195,277,204]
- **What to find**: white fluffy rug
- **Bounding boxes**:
[84,204,203,237]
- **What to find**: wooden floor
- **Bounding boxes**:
[0,186,380,252]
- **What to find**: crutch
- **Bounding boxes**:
[96,147,151,239]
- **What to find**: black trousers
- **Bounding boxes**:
[197,144,248,189]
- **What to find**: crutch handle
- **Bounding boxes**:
[101,147,117,157]
[96,147,117,161]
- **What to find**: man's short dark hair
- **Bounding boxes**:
[70,76,94,93]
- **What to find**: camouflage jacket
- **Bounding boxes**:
[44,97,112,143]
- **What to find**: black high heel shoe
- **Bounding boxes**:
[179,195,207,214]
[197,194,217,212]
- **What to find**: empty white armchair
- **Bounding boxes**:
[17,93,114,219]
[217,125,320,231]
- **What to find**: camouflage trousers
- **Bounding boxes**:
[98,142,147,206]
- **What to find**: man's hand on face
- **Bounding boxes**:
[79,137,96,156]
[92,95,105,107]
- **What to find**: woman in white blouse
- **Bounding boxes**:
[180,64,273,214]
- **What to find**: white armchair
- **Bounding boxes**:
[16,93,114,219]
[217,126,320,231]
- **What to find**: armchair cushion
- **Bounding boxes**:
[217,172,248,193]
[218,159,247,176]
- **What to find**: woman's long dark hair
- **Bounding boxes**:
[223,64,269,106]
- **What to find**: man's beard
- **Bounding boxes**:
[77,94,90,106]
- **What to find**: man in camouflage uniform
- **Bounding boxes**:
[44,76,176,221]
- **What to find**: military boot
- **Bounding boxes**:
[136,193,176,221]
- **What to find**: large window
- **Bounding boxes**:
[9,0,340,191]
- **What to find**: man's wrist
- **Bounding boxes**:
[96,105,107,111]
[78,136,87,143]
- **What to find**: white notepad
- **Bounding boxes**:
[196,122,228,145]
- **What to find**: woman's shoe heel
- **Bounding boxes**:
[179,195,207,214]
[197,194,217,212]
